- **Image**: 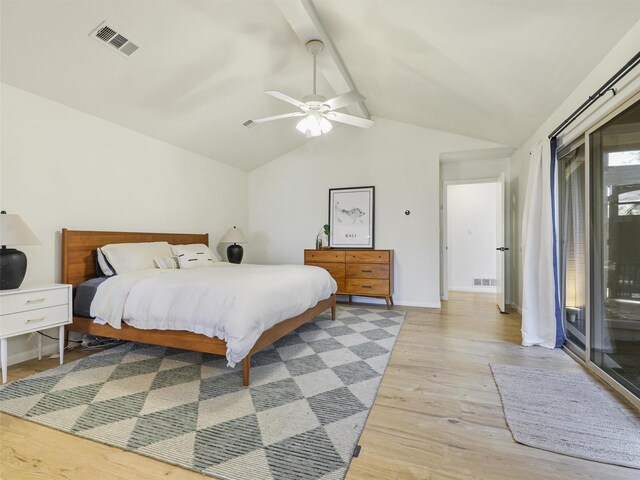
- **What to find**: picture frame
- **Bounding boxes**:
[329,186,375,249]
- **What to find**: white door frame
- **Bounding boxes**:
[440,177,510,303]
[441,177,503,301]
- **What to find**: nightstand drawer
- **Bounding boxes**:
[0,288,69,315]
[346,263,389,279]
[0,304,71,337]
[306,262,346,279]
[346,279,389,295]
[304,250,345,263]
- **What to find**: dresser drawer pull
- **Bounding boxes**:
[26,298,47,304]
[361,285,372,289]
[26,316,47,324]
[361,270,372,273]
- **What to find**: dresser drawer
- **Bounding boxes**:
[307,262,346,279]
[346,263,389,279]
[304,250,345,263]
[0,304,71,337]
[346,279,389,295]
[0,287,69,316]
[346,250,390,264]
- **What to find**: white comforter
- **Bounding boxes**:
[90,263,337,366]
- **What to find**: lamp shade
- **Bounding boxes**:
[0,212,40,247]
[219,226,247,244]
[296,112,332,138]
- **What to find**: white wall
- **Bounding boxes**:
[510,19,640,310]
[441,157,509,183]
[447,182,497,292]
[1,84,248,364]
[248,117,502,308]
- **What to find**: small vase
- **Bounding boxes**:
[320,233,330,249]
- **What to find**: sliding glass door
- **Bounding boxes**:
[558,142,587,355]
[589,98,640,398]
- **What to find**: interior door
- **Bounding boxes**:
[496,173,508,313]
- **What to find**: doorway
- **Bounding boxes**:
[443,180,500,302]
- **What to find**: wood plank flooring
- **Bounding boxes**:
[1,292,637,479]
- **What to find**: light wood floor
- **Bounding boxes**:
[1,293,637,479]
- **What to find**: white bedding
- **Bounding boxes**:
[89,263,337,366]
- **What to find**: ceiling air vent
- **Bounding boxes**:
[89,22,139,57]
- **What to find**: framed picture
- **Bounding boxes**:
[329,186,375,249]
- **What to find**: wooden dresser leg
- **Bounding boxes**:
[242,356,251,386]
[385,296,391,310]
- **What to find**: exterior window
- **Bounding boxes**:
[590,99,640,398]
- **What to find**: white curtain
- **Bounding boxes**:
[521,142,559,348]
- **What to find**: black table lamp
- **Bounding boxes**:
[220,226,247,264]
[0,211,41,290]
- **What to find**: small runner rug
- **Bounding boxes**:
[0,306,404,480]
[490,363,640,469]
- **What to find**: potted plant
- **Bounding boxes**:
[316,224,330,249]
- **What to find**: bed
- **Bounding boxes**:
[61,229,336,386]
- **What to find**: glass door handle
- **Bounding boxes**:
[496,247,510,251]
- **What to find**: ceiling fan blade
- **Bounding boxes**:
[325,111,374,129]
[265,90,309,111]
[323,91,365,111]
[243,112,306,129]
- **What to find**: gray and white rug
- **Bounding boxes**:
[490,364,640,469]
[0,306,405,480]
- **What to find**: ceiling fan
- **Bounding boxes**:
[243,39,373,137]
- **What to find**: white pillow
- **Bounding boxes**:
[100,241,174,274]
[154,256,179,269]
[172,244,215,269]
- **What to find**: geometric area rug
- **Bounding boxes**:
[0,306,405,480]
[490,364,640,470]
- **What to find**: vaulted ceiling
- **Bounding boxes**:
[2,0,640,171]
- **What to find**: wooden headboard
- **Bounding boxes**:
[61,229,209,288]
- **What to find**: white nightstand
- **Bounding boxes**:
[0,284,72,383]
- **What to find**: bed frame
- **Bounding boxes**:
[61,229,336,386]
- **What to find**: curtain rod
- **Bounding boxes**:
[548,50,640,140]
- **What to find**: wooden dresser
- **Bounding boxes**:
[304,249,394,309]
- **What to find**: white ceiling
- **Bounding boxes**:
[2,1,640,171]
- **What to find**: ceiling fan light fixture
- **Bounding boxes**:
[296,112,332,137]
[244,38,372,133]
[319,116,333,134]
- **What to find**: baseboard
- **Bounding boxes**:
[393,300,441,308]
[7,331,83,367]
[511,303,522,314]
[8,343,59,367]
[448,287,497,293]
[337,295,441,309]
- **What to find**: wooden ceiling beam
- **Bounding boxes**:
[274,0,370,119]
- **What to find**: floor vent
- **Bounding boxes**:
[473,278,496,287]
[89,21,139,57]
